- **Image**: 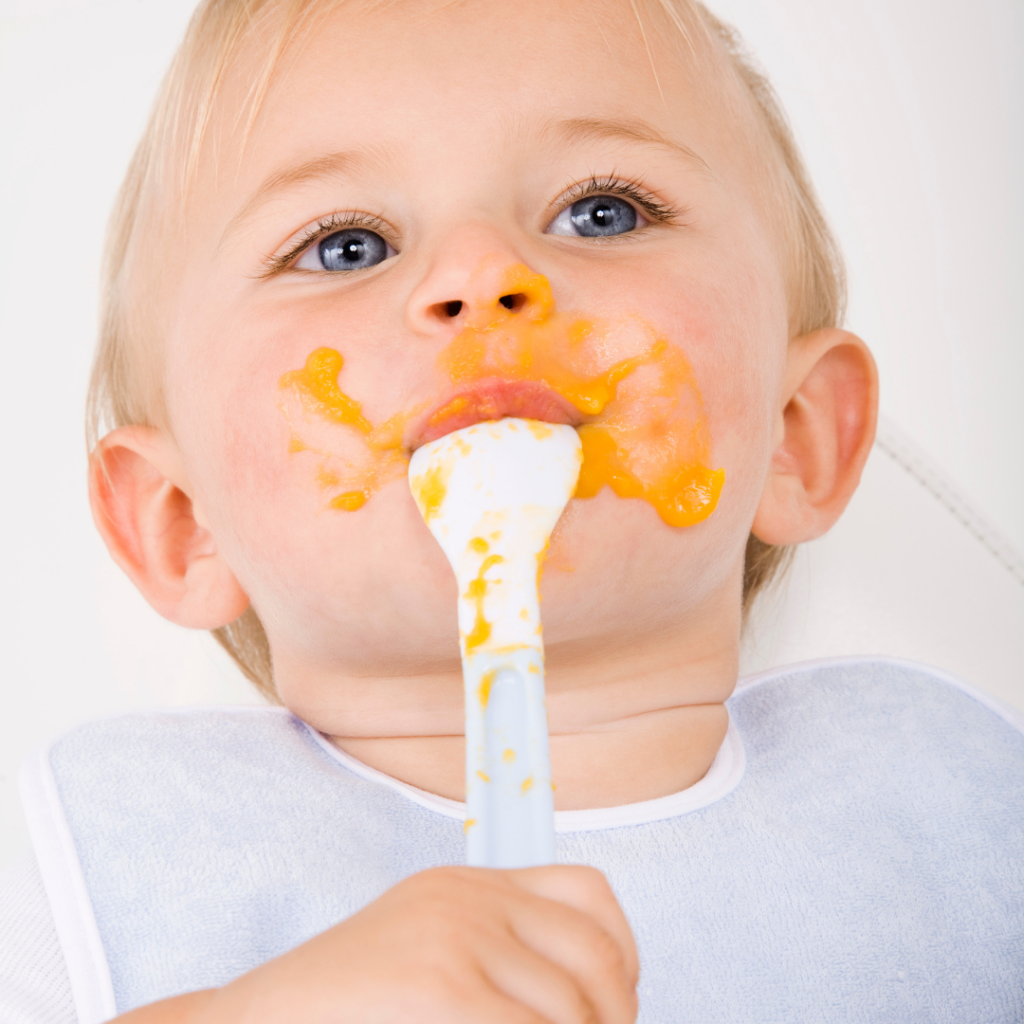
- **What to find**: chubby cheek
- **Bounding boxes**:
[552,345,780,639]
[631,245,787,540]
[162,287,473,669]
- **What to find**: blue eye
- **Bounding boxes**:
[571,195,637,236]
[314,228,390,271]
[548,195,640,238]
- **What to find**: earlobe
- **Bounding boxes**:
[752,329,878,546]
[89,426,250,629]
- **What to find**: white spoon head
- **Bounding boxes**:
[409,417,582,652]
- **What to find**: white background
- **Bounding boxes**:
[1,0,1022,871]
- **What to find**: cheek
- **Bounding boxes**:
[169,279,396,479]
[163,294,351,565]
[635,251,786,504]
[162,281,452,642]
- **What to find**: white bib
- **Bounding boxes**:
[20,658,1024,1023]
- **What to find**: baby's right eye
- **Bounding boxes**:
[295,227,395,272]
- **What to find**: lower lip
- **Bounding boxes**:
[416,381,578,446]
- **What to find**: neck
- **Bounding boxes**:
[335,703,730,810]
[278,598,740,810]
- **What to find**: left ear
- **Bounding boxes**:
[752,328,878,545]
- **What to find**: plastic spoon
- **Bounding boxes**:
[409,418,582,867]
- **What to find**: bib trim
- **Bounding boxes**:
[303,715,747,832]
[19,745,117,1024]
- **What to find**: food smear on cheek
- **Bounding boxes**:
[277,263,723,527]
[278,348,412,511]
[279,347,373,432]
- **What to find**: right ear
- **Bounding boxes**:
[89,426,250,629]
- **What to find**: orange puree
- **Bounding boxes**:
[435,264,724,527]
[413,463,449,523]
[576,426,724,526]
[464,554,503,651]
[278,263,724,528]
[440,266,653,418]
[279,348,372,433]
[278,348,409,509]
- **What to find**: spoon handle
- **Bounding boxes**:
[464,648,555,868]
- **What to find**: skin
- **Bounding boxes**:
[90,0,878,1019]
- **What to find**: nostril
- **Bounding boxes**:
[498,293,527,312]
[428,300,464,320]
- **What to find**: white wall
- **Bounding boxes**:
[710,0,1024,547]
[1,0,1022,871]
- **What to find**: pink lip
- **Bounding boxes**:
[409,379,581,449]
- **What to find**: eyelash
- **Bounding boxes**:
[262,211,392,276]
[554,174,684,226]
[262,175,683,274]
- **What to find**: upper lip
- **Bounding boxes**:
[408,379,582,449]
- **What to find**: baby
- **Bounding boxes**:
[4,0,1023,1021]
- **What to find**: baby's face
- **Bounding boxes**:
[161,0,790,703]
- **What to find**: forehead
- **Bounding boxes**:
[200,0,754,209]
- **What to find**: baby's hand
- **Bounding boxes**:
[118,865,639,1024]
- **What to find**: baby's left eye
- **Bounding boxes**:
[547,195,643,238]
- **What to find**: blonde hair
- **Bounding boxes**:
[88,0,844,701]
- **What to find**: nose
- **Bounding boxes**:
[405,235,554,337]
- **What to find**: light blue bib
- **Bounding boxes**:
[21,658,1024,1023]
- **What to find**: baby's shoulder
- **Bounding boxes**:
[732,654,1023,735]
[41,703,308,775]
[728,655,1024,807]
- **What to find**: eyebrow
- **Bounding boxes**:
[219,149,381,250]
[542,116,714,177]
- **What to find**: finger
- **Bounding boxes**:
[502,893,637,1024]
[477,929,602,1024]
[394,967,558,1024]
[507,866,640,987]
[219,931,555,1024]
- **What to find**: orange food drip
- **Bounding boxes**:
[277,262,723,528]
[329,491,367,512]
[412,463,449,523]
[464,555,503,651]
[478,671,495,708]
